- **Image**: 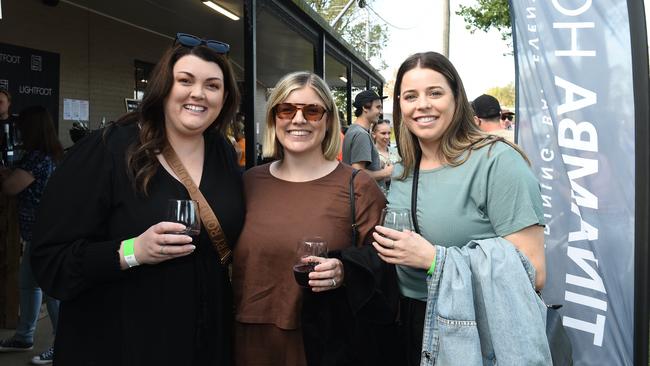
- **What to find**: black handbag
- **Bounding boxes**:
[545,303,574,366]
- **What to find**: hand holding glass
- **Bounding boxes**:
[380,208,413,232]
[293,237,328,288]
[166,199,201,237]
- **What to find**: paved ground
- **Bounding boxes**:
[0,306,54,366]
[0,308,649,365]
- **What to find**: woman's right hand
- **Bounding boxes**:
[372,225,436,270]
[119,222,195,269]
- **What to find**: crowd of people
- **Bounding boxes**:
[0,33,552,366]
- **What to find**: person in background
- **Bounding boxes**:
[29,34,244,365]
[0,90,18,164]
[0,106,63,365]
[338,110,348,134]
[371,119,400,192]
[342,90,393,184]
[0,90,12,123]
[233,71,397,366]
[500,109,515,131]
[373,52,546,365]
[471,94,514,142]
[234,114,246,169]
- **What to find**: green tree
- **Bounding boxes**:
[304,0,389,69]
[485,82,515,108]
[456,0,511,41]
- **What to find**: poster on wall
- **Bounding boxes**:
[0,42,60,131]
[63,98,89,121]
[510,0,642,364]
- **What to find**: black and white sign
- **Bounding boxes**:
[0,43,60,130]
[510,1,647,364]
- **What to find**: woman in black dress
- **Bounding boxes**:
[30,34,243,366]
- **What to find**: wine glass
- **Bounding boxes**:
[293,236,328,288]
[166,199,201,237]
[380,208,413,232]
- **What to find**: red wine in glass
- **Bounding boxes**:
[293,262,317,288]
[293,237,327,288]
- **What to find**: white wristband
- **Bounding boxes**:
[124,253,140,268]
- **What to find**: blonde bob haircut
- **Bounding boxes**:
[263,71,341,161]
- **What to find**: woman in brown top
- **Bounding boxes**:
[232,72,398,366]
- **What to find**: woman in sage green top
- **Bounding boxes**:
[371,52,546,366]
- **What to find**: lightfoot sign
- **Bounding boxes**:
[511,0,647,364]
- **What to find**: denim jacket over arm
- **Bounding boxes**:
[420,238,552,366]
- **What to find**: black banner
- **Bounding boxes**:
[0,42,60,131]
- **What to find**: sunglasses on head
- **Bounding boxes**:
[274,103,328,122]
[175,33,230,54]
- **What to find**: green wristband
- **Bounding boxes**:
[123,238,135,256]
[123,238,139,268]
[426,256,436,276]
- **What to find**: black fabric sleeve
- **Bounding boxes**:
[31,129,125,301]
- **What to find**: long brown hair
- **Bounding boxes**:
[17,105,63,162]
[116,44,240,194]
[393,52,528,180]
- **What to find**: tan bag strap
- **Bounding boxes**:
[162,146,232,265]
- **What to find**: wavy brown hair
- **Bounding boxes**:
[115,44,240,194]
[393,52,528,180]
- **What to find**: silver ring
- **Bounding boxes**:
[331,278,337,287]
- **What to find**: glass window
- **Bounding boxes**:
[325,53,349,129]
[352,69,368,95]
[134,60,154,100]
[254,8,316,163]
[351,69,369,116]
[370,80,381,95]
[257,9,315,88]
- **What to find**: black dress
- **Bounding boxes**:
[31,123,244,366]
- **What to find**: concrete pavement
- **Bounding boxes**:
[0,306,55,366]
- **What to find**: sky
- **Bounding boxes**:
[370,0,514,100]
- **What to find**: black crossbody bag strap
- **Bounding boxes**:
[411,153,421,234]
[350,169,361,245]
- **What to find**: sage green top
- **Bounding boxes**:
[387,142,544,301]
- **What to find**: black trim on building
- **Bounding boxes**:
[244,0,257,169]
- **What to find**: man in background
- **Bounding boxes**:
[342,90,392,183]
[471,94,514,142]
[500,109,515,131]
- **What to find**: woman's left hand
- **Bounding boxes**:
[308,257,344,292]
[372,226,436,270]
